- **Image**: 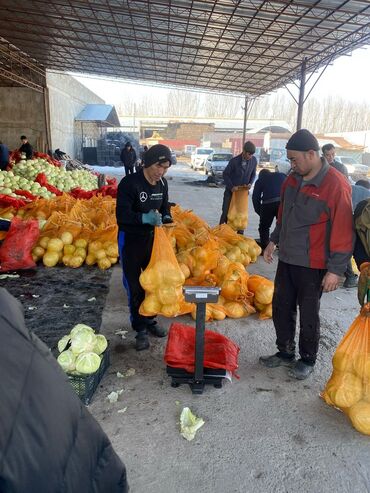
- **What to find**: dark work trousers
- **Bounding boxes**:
[0,161,7,171]
[118,231,156,333]
[259,201,280,250]
[219,188,244,234]
[272,261,326,365]
[124,165,134,176]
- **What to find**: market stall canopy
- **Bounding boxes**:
[75,104,120,128]
[0,1,369,96]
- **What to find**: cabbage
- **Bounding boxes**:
[58,335,71,353]
[93,334,108,355]
[70,323,95,338]
[71,331,97,354]
[57,350,76,372]
[180,407,205,441]
[75,352,101,374]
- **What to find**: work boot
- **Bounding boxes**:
[343,275,358,288]
[135,331,150,351]
[147,322,167,338]
[288,359,314,380]
[259,352,295,368]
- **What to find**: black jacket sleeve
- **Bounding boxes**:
[252,178,262,215]
[249,157,257,185]
[223,159,235,190]
[116,179,143,227]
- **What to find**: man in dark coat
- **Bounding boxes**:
[19,135,33,159]
[252,168,286,251]
[219,141,257,233]
[120,142,137,176]
[0,140,9,170]
[0,288,128,493]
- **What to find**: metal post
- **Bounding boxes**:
[242,94,248,147]
[81,122,84,161]
[296,58,307,131]
[194,303,206,383]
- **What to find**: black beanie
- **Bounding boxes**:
[286,129,319,152]
[144,144,172,168]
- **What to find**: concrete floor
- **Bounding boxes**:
[89,162,370,493]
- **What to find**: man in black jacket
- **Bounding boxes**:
[252,168,286,251]
[321,143,349,178]
[116,144,173,351]
[0,288,128,493]
[19,135,33,159]
[120,142,137,175]
[219,141,257,233]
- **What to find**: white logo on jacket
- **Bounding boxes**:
[139,192,148,202]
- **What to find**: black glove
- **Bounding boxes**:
[162,215,173,224]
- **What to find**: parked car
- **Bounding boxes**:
[205,152,233,177]
[336,156,368,178]
[169,148,177,165]
[190,147,214,170]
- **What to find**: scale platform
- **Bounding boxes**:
[167,285,227,395]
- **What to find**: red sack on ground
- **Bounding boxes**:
[0,194,28,209]
[0,217,39,271]
[164,322,240,377]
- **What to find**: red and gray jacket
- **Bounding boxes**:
[270,160,354,275]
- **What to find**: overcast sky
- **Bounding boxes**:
[74,45,370,108]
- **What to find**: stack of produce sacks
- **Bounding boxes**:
[57,324,108,375]
[26,195,119,270]
[322,303,370,435]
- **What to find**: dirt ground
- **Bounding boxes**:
[4,161,370,492]
[85,162,370,493]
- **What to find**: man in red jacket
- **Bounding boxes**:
[260,129,354,380]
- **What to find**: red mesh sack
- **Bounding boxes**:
[35,173,63,196]
[164,322,240,377]
[0,217,39,271]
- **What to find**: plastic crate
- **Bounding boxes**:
[67,349,110,405]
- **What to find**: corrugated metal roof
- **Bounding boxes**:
[75,104,120,127]
[0,1,369,96]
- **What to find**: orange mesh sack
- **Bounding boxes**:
[221,263,251,302]
[139,226,192,317]
[321,303,370,435]
[227,189,249,231]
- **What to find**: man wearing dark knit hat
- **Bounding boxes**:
[116,144,173,351]
[259,129,354,380]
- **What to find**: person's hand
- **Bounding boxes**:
[142,210,162,226]
[231,186,240,192]
[322,272,340,292]
[263,242,276,264]
[162,215,173,224]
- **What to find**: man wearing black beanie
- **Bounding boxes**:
[259,129,354,380]
[116,144,173,351]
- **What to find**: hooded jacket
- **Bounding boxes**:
[0,288,128,493]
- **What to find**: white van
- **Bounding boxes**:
[190,147,214,170]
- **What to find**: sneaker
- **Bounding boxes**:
[135,332,150,351]
[259,352,295,368]
[343,275,358,288]
[288,360,314,380]
[147,323,167,338]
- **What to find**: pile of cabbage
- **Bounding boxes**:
[0,170,55,199]
[57,324,108,375]
[13,158,98,192]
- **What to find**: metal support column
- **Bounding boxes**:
[296,58,307,131]
[242,94,248,145]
